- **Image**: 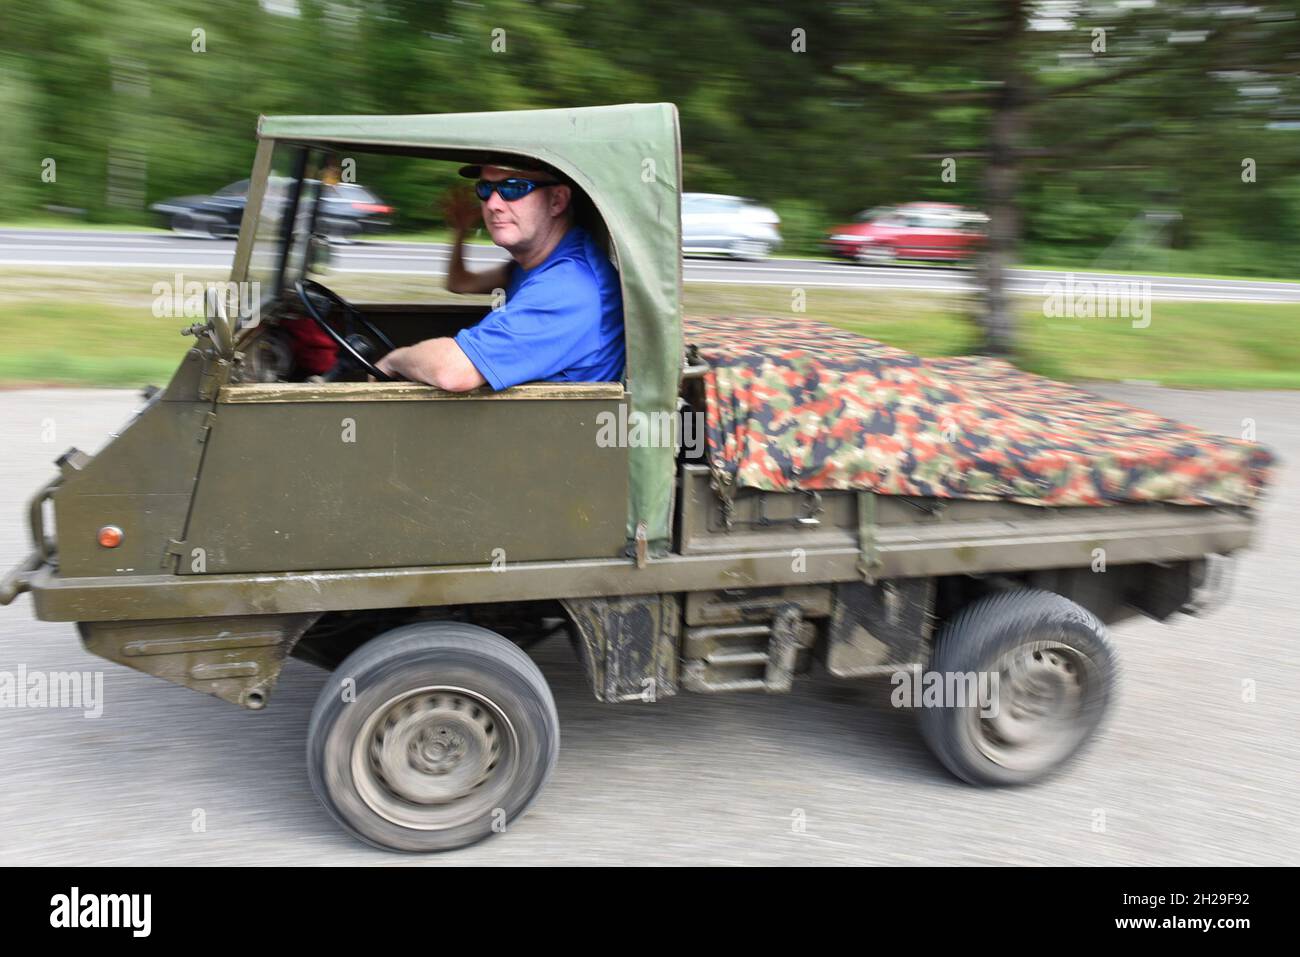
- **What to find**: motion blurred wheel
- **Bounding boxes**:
[730,239,771,261]
[854,243,895,266]
[170,211,217,239]
[919,589,1116,787]
[308,622,559,852]
[322,218,361,244]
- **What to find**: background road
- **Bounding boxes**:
[4,228,1299,302]
[0,386,1296,865]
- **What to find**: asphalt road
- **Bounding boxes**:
[0,386,1296,865]
[4,228,1299,302]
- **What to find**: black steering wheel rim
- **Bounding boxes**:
[294,278,396,381]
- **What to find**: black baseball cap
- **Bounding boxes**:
[457,158,570,183]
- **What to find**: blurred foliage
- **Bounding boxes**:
[0,0,1297,274]
[767,198,827,257]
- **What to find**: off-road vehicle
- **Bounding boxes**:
[1,104,1272,852]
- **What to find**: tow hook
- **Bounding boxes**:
[0,551,42,605]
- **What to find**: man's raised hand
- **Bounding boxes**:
[441,187,481,236]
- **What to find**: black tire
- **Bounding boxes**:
[307,622,559,852]
[918,588,1116,787]
[322,218,360,244]
[855,244,896,266]
[170,212,210,239]
[730,239,770,261]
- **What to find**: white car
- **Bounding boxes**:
[681,192,781,260]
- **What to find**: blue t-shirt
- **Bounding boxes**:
[455,226,625,390]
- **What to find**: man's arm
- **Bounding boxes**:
[446,227,511,295]
[441,189,510,294]
[375,337,486,392]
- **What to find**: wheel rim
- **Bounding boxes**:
[856,245,892,265]
[173,213,206,238]
[734,240,766,259]
[965,641,1097,773]
[351,685,518,831]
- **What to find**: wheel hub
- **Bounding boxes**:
[359,689,509,816]
[412,724,469,774]
[968,641,1093,772]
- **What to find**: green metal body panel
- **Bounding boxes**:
[51,394,212,580]
[180,382,628,574]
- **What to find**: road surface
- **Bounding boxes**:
[3,228,1297,302]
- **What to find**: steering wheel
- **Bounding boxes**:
[294,279,397,381]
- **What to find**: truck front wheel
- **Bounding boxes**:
[307,622,559,852]
[918,589,1116,787]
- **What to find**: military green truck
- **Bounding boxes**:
[0,104,1273,852]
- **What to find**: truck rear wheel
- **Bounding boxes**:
[918,589,1116,787]
[307,622,559,852]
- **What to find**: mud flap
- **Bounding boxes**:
[824,579,934,678]
[560,594,679,703]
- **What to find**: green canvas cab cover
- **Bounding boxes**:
[256,103,684,552]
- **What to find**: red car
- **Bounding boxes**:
[824,202,987,265]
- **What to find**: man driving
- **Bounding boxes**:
[375,162,625,390]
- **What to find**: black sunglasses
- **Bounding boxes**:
[474,177,561,202]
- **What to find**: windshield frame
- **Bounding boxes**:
[230,140,326,321]
[274,147,310,299]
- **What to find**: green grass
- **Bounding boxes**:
[1020,240,1299,283]
[2,268,1298,390]
[0,216,168,233]
[367,227,493,245]
[1017,298,1300,388]
[0,351,182,388]
[684,284,981,357]
[0,269,213,387]
[685,284,1300,390]
[1015,262,1300,284]
[0,299,191,387]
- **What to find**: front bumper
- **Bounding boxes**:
[823,237,862,257]
[0,467,65,606]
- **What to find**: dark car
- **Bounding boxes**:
[824,202,986,265]
[151,178,393,241]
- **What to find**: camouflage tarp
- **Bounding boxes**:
[685,316,1274,507]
